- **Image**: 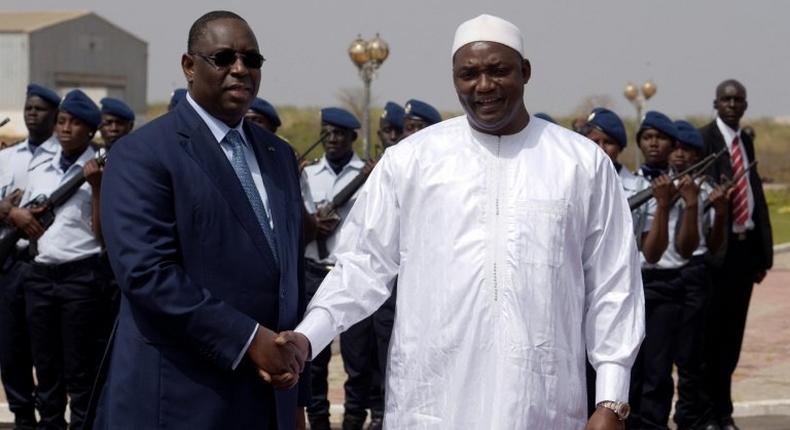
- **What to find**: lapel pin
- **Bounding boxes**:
[267,146,275,152]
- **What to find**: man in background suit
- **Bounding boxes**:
[699,79,773,430]
[94,11,308,429]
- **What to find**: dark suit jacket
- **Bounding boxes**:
[94,100,308,429]
[700,120,773,273]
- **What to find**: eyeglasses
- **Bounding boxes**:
[190,49,265,69]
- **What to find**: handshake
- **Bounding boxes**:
[246,327,311,390]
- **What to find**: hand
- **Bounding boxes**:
[314,205,340,239]
[5,188,23,206]
[651,175,676,207]
[246,326,301,390]
[709,185,729,214]
[8,206,47,239]
[676,175,700,206]
[84,159,104,189]
[275,331,311,366]
[755,270,767,284]
[585,407,624,430]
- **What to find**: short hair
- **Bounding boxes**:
[187,10,246,52]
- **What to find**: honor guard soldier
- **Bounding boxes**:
[99,97,135,150]
[700,80,773,430]
[246,97,282,134]
[630,111,703,429]
[0,83,61,430]
[20,90,107,430]
[401,99,441,138]
[670,120,729,430]
[376,101,404,151]
[303,107,371,430]
[167,88,187,112]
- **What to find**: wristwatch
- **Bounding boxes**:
[596,401,630,421]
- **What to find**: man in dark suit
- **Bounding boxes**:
[94,11,308,429]
[698,79,773,430]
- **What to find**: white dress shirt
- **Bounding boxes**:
[619,167,653,238]
[716,116,754,232]
[0,135,59,199]
[302,153,365,264]
[25,146,102,264]
[186,93,273,228]
[296,116,645,428]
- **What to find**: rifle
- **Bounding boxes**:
[315,162,373,259]
[0,151,107,266]
[296,132,329,164]
[703,160,757,213]
[628,148,726,211]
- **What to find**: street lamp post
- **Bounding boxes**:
[623,80,657,166]
[348,34,389,159]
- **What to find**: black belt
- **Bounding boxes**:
[642,267,682,282]
[32,255,100,278]
[305,259,333,274]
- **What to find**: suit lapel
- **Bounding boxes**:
[175,103,278,268]
[245,123,288,271]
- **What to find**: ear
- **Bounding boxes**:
[521,58,531,84]
[350,131,358,142]
[182,53,195,84]
[712,98,718,111]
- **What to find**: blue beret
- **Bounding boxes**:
[638,111,678,141]
[534,112,556,124]
[169,88,187,109]
[26,84,61,106]
[381,102,405,129]
[587,108,627,148]
[100,97,135,121]
[321,107,360,130]
[404,99,441,125]
[674,120,704,151]
[60,89,101,129]
[250,98,281,128]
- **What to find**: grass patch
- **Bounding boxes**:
[766,188,790,245]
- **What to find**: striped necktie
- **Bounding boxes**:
[730,135,749,227]
[224,129,279,264]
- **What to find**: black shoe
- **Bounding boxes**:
[14,412,37,430]
[366,415,383,430]
[718,417,740,430]
[342,412,367,430]
[308,414,331,430]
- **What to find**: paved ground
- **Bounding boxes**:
[3,252,790,429]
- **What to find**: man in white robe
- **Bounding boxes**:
[278,14,645,429]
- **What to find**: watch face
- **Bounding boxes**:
[615,403,630,420]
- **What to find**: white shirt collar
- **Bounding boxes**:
[715,116,740,148]
[20,134,59,155]
[317,152,365,174]
[51,145,96,174]
[186,92,248,146]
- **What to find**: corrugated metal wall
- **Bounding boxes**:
[28,13,147,115]
[0,33,30,111]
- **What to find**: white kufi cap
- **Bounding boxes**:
[451,14,524,58]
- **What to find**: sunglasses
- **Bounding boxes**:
[191,49,265,69]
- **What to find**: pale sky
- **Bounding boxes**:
[14,0,790,119]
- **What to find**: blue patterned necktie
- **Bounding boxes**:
[224,129,279,264]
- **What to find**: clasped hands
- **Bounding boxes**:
[246,327,310,390]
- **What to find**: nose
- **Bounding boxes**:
[230,55,248,75]
[477,73,495,92]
